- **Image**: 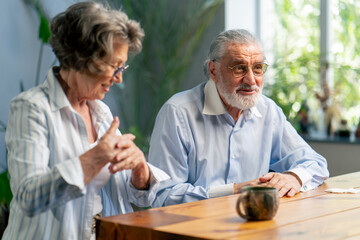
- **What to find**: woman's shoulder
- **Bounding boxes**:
[10,84,49,108]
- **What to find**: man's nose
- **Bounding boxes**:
[242,68,256,85]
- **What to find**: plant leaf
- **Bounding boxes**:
[0,171,12,206]
[35,2,51,43]
[38,15,51,43]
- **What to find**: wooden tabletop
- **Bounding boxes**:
[96,172,360,239]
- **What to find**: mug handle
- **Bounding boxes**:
[236,191,248,219]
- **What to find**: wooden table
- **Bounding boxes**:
[96,172,360,239]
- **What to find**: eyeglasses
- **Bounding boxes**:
[213,59,268,78]
[103,61,129,77]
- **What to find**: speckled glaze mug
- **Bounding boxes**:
[236,186,279,221]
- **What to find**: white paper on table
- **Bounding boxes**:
[325,188,360,194]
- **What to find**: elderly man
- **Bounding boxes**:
[148,29,329,207]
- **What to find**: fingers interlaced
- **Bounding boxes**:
[109,151,144,173]
[99,117,146,173]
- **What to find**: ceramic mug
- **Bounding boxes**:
[236,186,279,221]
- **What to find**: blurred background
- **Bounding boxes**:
[1,0,360,206]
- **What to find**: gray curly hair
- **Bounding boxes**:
[49,1,144,74]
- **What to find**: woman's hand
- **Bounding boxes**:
[108,133,150,190]
[79,117,121,184]
[80,117,150,188]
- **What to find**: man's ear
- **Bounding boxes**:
[209,61,218,84]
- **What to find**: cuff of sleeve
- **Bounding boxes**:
[284,168,313,192]
[55,157,85,193]
[147,163,171,182]
[208,183,234,198]
[128,163,170,207]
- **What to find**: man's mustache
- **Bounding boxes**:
[236,84,260,91]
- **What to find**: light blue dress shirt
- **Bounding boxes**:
[148,80,329,207]
[3,68,169,240]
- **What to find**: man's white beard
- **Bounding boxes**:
[216,74,262,110]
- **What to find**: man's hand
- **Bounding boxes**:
[259,172,302,197]
[233,179,262,194]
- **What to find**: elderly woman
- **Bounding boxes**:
[3,2,168,240]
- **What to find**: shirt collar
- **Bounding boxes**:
[47,67,71,111]
[202,80,227,115]
[202,79,262,119]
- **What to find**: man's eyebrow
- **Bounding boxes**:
[232,59,265,65]
[231,59,247,64]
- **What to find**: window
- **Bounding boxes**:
[331,0,360,135]
[265,0,321,137]
[226,0,360,139]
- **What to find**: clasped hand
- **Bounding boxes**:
[80,117,149,189]
[234,172,302,197]
[258,172,302,197]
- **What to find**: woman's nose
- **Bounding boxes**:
[113,72,123,84]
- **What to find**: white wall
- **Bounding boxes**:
[225,0,275,82]
[0,0,74,172]
[225,0,257,32]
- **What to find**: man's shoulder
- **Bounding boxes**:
[165,82,206,108]
[257,95,285,116]
[259,95,278,107]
